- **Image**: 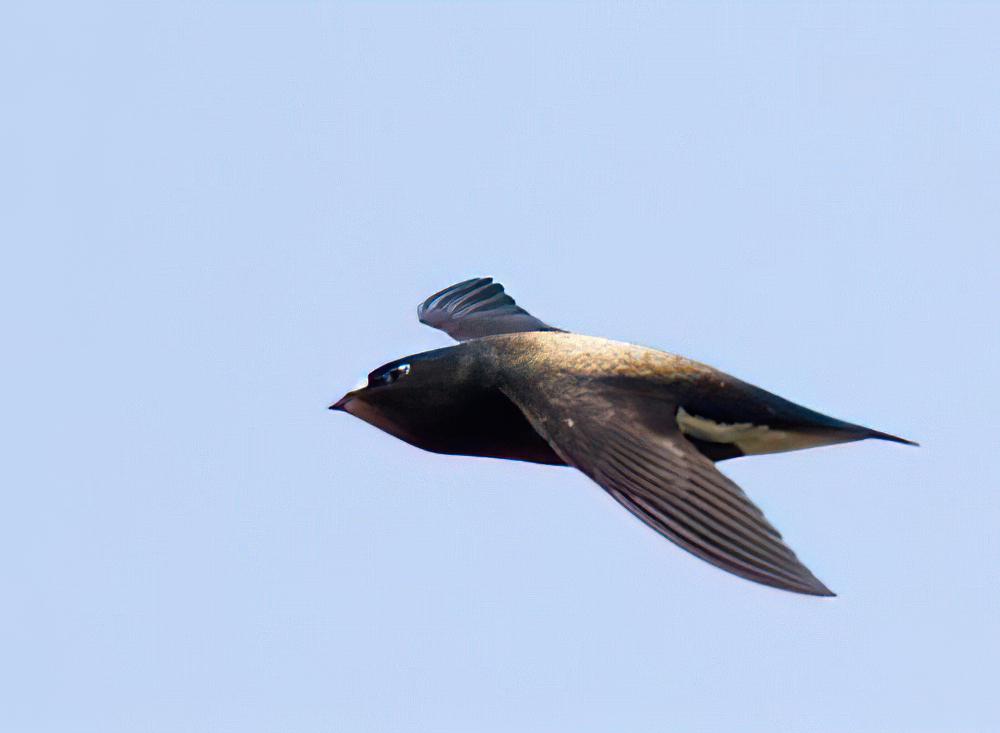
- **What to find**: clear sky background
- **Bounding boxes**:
[4,3,999,731]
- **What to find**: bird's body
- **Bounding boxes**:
[331,278,915,596]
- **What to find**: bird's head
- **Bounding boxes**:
[329,345,474,425]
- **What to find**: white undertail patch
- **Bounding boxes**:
[675,407,842,455]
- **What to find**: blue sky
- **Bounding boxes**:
[4,3,999,731]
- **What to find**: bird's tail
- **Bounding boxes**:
[864,429,919,447]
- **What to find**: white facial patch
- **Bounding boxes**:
[350,374,369,391]
[675,407,837,455]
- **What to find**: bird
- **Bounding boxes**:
[329,277,916,596]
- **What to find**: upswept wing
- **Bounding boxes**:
[418,278,562,342]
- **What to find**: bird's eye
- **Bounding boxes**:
[379,363,411,385]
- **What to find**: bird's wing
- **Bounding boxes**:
[501,375,834,596]
[418,278,563,342]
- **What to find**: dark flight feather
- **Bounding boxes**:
[501,376,834,596]
[418,277,563,342]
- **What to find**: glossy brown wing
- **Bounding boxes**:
[501,375,834,596]
[418,278,563,342]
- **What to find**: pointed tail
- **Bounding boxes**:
[865,429,919,447]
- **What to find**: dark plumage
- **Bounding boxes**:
[330,278,916,596]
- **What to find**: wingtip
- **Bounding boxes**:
[417,277,492,317]
[794,574,837,598]
[789,577,836,597]
[740,568,836,597]
[811,585,837,598]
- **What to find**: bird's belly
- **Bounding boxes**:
[351,389,566,466]
[424,389,567,465]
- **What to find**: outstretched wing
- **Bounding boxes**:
[418,277,563,342]
[501,375,834,596]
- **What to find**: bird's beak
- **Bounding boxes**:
[329,390,360,411]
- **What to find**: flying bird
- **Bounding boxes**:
[329,278,916,596]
